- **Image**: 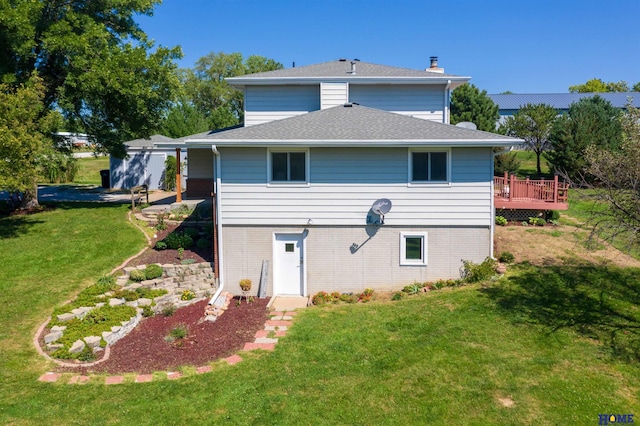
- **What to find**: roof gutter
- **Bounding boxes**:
[444,79,451,124]
[208,145,225,307]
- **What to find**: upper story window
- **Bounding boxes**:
[410,150,449,182]
[270,151,308,182]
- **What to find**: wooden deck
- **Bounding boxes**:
[494,173,569,211]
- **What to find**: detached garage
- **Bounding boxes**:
[109,134,186,190]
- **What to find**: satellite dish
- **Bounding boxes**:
[455,121,477,130]
[372,198,392,216]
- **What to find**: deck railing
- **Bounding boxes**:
[494,172,569,205]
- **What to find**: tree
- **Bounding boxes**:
[569,78,634,93]
[182,52,283,130]
[161,101,210,138]
[450,84,499,132]
[546,96,623,183]
[0,0,181,158]
[502,104,557,177]
[633,82,640,92]
[0,77,59,209]
[583,103,640,249]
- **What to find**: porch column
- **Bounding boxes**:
[175,148,182,203]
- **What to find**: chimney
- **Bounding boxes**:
[428,56,444,73]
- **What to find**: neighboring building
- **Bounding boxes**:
[54,132,91,148]
[488,92,640,123]
[169,58,522,297]
[110,134,185,190]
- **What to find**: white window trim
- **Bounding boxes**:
[267,148,310,187]
[407,148,451,186]
[400,232,428,266]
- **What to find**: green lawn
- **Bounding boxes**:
[0,204,638,424]
[73,156,110,185]
[513,150,552,179]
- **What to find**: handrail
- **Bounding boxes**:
[494,172,569,204]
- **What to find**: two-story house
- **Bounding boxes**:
[171,58,520,298]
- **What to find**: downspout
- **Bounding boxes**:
[444,80,451,124]
[490,146,514,258]
[208,145,225,305]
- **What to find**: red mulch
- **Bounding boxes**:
[125,222,213,266]
[70,298,270,374]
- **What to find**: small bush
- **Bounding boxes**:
[184,227,199,238]
[144,264,163,280]
[77,345,96,362]
[180,290,196,301]
[155,241,167,250]
[196,238,209,249]
[547,210,561,221]
[391,291,406,301]
[155,212,168,231]
[339,293,357,303]
[181,259,196,265]
[461,257,497,283]
[521,221,529,227]
[169,324,188,340]
[402,283,421,295]
[141,305,154,317]
[498,251,515,264]
[529,217,546,227]
[163,232,194,249]
[161,304,176,317]
[495,216,508,226]
[129,269,146,282]
[358,288,375,303]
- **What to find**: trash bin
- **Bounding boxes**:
[99,170,110,189]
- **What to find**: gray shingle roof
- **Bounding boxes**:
[488,92,640,111]
[185,104,519,147]
[227,59,468,84]
[125,134,174,148]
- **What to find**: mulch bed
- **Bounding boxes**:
[56,221,270,374]
[72,298,270,374]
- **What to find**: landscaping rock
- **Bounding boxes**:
[84,335,101,348]
[56,313,75,322]
[46,343,63,351]
[109,298,125,306]
[69,340,85,354]
[50,325,66,332]
[44,331,63,344]
[137,298,152,306]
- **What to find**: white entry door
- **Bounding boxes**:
[273,233,304,296]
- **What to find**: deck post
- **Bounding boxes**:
[175,148,182,203]
[553,174,558,203]
[509,174,515,202]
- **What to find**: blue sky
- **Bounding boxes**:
[138,0,640,94]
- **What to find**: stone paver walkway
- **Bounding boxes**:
[38,308,299,385]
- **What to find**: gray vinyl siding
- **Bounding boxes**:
[217,147,493,227]
[349,84,445,122]
[244,85,320,126]
[222,225,490,296]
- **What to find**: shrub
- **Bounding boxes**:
[155,241,167,250]
[164,232,193,249]
[461,257,498,283]
[358,288,375,303]
[529,217,546,227]
[391,291,406,301]
[169,324,188,340]
[547,210,561,221]
[196,238,209,249]
[141,305,154,317]
[498,251,515,264]
[180,290,196,301]
[495,216,508,226]
[521,221,529,227]
[144,264,163,280]
[339,293,357,303]
[155,212,168,231]
[77,345,96,362]
[402,283,421,295]
[161,304,176,317]
[312,291,330,305]
[184,227,199,238]
[181,259,196,265]
[129,269,146,282]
